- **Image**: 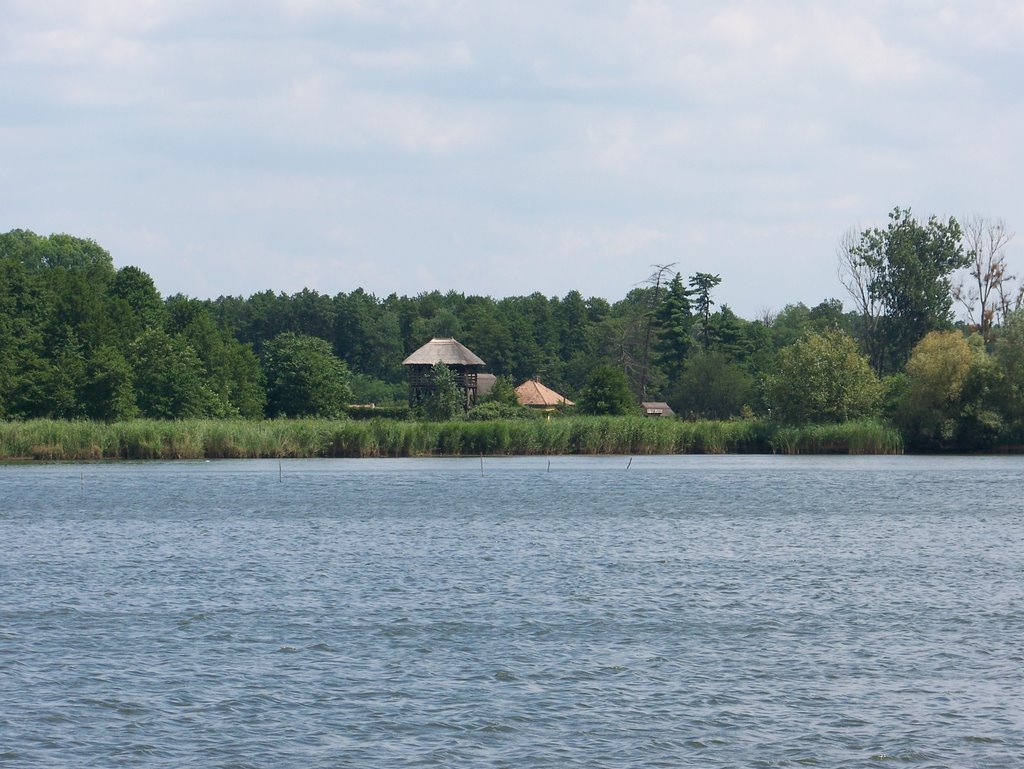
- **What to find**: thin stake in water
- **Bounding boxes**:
[626,457,633,470]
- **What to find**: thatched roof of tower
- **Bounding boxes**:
[515,379,574,407]
[402,338,485,366]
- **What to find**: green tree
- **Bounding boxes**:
[808,298,848,331]
[107,266,166,348]
[482,375,520,407]
[349,373,407,405]
[768,303,814,349]
[898,331,1003,450]
[469,375,530,420]
[82,345,138,421]
[597,288,666,399]
[334,289,404,383]
[579,365,637,416]
[423,361,463,421]
[1,230,116,356]
[707,305,752,361]
[767,330,881,424]
[849,207,969,372]
[0,256,50,418]
[410,293,464,343]
[222,289,296,352]
[654,273,694,381]
[689,272,721,351]
[169,298,267,418]
[130,328,224,419]
[262,332,352,418]
[460,299,518,379]
[554,290,592,363]
[290,288,336,343]
[667,351,754,420]
[0,230,115,278]
[994,308,1024,429]
[41,330,87,419]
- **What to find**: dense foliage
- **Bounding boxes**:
[767,331,881,424]
[3,210,1024,451]
[579,366,638,416]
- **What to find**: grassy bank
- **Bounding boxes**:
[0,417,903,460]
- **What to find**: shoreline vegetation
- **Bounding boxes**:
[0,417,908,461]
[6,226,1024,455]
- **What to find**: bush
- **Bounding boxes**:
[462,401,536,421]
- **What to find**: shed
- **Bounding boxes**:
[642,401,675,418]
[402,337,486,410]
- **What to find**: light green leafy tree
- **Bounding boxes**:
[767,330,881,424]
[898,331,1003,450]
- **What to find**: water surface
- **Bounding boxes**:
[2,456,1022,767]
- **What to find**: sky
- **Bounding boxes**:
[3,0,1024,318]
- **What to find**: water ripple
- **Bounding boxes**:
[2,455,1023,767]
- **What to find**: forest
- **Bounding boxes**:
[2,206,1024,453]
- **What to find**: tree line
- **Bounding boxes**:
[2,206,1023,450]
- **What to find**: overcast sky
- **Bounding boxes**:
[3,1,1023,317]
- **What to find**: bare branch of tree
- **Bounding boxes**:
[756,306,776,327]
[837,226,884,371]
[954,214,1015,343]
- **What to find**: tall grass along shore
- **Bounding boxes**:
[0,417,903,461]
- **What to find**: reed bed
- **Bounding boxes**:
[768,420,903,455]
[0,417,904,460]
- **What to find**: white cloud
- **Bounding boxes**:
[707,8,761,47]
[3,0,1024,315]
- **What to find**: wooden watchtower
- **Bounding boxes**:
[402,337,486,410]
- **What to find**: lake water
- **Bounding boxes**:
[2,455,1023,768]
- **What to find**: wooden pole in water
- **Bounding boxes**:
[480,453,484,477]
[279,459,282,482]
[626,457,633,470]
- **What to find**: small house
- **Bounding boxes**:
[642,401,675,418]
[515,379,574,414]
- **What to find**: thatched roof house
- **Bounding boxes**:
[402,337,486,409]
[402,337,485,367]
[515,379,574,409]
